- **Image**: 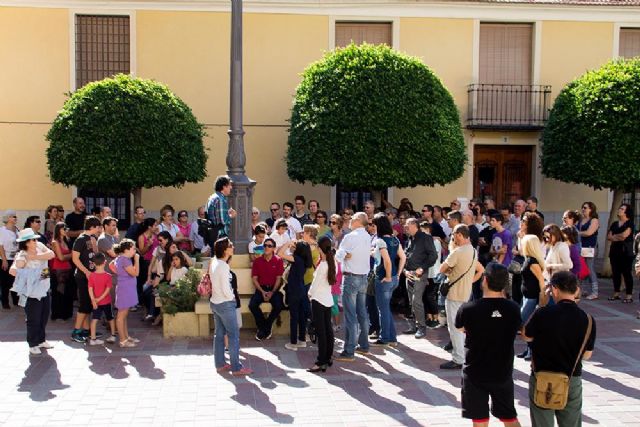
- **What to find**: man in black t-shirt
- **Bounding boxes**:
[524,271,596,427]
[455,262,522,427]
[70,216,102,343]
[65,197,87,246]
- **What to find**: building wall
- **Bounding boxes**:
[0,3,634,225]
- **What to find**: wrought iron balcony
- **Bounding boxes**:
[467,84,552,131]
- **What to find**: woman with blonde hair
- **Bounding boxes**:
[517,234,547,360]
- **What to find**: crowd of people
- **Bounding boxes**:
[2,173,639,425]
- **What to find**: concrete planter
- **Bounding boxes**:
[162,312,203,338]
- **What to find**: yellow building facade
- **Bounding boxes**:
[2,1,639,242]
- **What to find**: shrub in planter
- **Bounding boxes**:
[158,267,202,315]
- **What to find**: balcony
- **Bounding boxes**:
[466,84,552,131]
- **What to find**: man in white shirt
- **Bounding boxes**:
[190,206,206,253]
[335,212,372,361]
[282,202,302,239]
[0,209,20,308]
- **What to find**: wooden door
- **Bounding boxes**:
[473,146,532,208]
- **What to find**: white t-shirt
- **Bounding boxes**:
[308,260,334,308]
[284,216,302,239]
[0,226,19,260]
[428,238,442,279]
[170,266,188,285]
[269,231,291,250]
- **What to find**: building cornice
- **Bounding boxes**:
[2,0,640,22]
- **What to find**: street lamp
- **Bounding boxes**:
[226,0,255,254]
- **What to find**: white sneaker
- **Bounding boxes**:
[105,335,117,343]
[89,339,104,346]
[29,346,41,355]
[38,341,54,349]
[284,343,298,351]
[295,341,307,348]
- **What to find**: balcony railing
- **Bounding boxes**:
[467,84,551,131]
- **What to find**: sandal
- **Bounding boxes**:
[622,297,634,303]
[586,294,599,300]
[119,340,136,348]
[608,295,621,301]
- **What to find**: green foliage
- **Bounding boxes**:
[541,58,640,191]
[46,74,207,192]
[287,43,466,189]
[158,267,202,315]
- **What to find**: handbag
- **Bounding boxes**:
[533,314,592,410]
[580,247,595,258]
[507,258,523,275]
[197,272,212,297]
[438,249,476,297]
[577,256,590,280]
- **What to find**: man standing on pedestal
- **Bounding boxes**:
[205,175,237,247]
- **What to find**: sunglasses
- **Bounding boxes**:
[329,221,337,225]
[179,214,187,218]
[343,212,353,216]
[263,244,275,248]
[421,209,428,213]
[270,208,279,211]
[34,220,41,223]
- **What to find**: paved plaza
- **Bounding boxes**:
[0,279,638,427]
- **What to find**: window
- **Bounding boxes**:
[75,15,132,228]
[619,28,640,58]
[75,15,130,89]
[479,23,532,85]
[335,22,392,47]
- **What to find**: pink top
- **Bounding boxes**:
[177,223,192,251]
[51,240,72,270]
[142,234,158,261]
[331,262,343,295]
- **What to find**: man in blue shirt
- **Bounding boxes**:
[205,175,237,245]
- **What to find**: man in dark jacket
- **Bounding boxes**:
[402,217,438,338]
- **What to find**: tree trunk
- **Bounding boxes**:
[132,187,142,209]
[599,188,624,277]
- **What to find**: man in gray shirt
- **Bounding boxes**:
[335,212,372,361]
[97,217,119,264]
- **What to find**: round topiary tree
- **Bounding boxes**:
[287,43,466,189]
[541,58,640,272]
[46,74,207,205]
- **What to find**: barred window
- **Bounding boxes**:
[75,15,130,89]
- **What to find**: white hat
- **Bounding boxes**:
[16,228,39,242]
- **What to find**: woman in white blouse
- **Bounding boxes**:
[543,224,573,282]
[307,236,337,373]
[209,237,252,376]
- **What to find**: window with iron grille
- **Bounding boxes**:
[75,15,130,89]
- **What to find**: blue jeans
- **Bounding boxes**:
[375,276,399,343]
[342,274,369,356]
[521,296,538,326]
[211,301,241,372]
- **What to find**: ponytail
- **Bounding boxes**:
[114,238,136,255]
[318,236,336,285]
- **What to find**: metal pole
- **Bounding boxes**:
[226,0,255,254]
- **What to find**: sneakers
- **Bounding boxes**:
[29,346,41,355]
[371,339,387,346]
[216,364,232,373]
[387,341,399,348]
[443,341,453,352]
[255,332,264,341]
[127,337,141,343]
[284,343,298,351]
[38,341,54,349]
[415,329,426,339]
[232,367,253,376]
[402,328,417,335]
[295,341,307,348]
[105,335,117,344]
[335,353,355,362]
[426,319,441,329]
[586,294,599,300]
[354,347,369,355]
[119,340,136,348]
[89,339,104,346]
[440,361,462,370]
[71,330,86,343]
[265,328,273,340]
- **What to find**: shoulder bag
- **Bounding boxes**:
[197,272,212,297]
[437,249,476,298]
[533,314,593,410]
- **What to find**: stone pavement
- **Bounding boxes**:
[0,279,639,427]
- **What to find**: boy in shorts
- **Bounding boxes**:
[87,253,116,345]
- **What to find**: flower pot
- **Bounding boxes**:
[162,312,201,338]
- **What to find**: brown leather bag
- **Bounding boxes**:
[533,314,592,410]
